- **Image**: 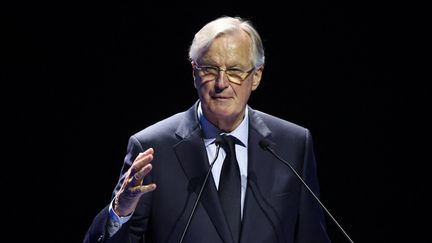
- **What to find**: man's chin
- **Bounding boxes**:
[209,104,233,116]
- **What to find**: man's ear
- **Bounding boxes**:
[191,62,198,89]
[192,71,198,88]
[251,66,264,91]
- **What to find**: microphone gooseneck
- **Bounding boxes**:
[259,139,354,243]
[179,135,223,243]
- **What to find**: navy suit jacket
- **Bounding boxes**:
[84,102,331,243]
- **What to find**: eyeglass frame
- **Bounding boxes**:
[192,61,256,85]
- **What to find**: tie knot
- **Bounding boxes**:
[219,134,238,152]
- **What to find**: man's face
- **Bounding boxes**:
[193,31,262,131]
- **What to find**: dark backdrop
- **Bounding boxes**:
[4,2,426,243]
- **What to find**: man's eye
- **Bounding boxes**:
[227,69,243,75]
[203,67,218,73]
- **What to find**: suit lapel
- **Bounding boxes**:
[240,108,285,243]
[245,107,275,199]
[174,103,233,243]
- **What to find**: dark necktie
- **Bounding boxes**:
[218,134,241,243]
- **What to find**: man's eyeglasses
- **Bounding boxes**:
[193,62,255,85]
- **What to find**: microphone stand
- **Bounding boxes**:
[179,137,222,243]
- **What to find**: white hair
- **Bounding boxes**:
[188,16,265,68]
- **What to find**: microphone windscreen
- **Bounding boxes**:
[259,139,270,150]
[215,134,223,146]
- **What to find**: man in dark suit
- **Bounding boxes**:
[84,16,331,243]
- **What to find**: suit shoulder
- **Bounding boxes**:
[132,111,186,141]
[253,110,308,133]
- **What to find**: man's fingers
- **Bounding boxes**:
[130,164,152,184]
[140,183,157,193]
[114,182,157,216]
[124,183,157,198]
[130,149,154,175]
[114,148,156,216]
[135,148,154,161]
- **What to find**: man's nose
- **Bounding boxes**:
[214,70,230,89]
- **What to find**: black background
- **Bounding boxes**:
[3,2,427,243]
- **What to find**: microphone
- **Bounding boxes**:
[259,139,354,243]
[179,135,223,243]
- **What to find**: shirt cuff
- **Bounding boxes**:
[106,198,133,237]
[108,198,133,225]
